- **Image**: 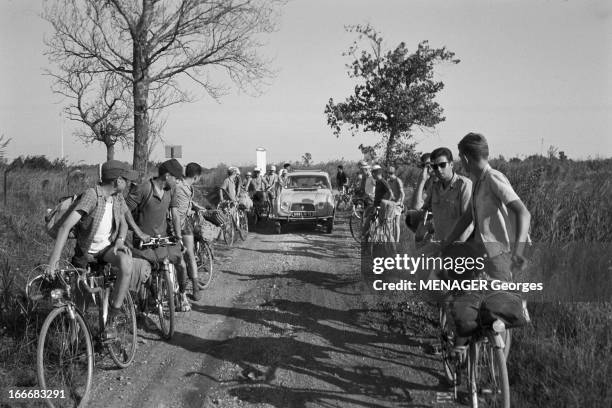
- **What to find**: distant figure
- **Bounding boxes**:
[386,166,405,242]
[219,167,239,202]
[336,165,348,194]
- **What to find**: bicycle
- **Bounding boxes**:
[137,236,182,340]
[349,196,366,243]
[362,205,395,256]
[335,187,353,211]
[191,210,217,289]
[251,191,272,225]
[218,200,249,245]
[27,262,137,408]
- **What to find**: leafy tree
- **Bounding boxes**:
[325,24,459,165]
[302,152,312,166]
[44,0,281,171]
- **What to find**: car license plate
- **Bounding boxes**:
[291,211,315,218]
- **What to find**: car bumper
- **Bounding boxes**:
[270,214,334,223]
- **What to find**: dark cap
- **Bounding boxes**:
[101,160,138,181]
[159,159,183,178]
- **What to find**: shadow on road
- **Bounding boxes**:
[175,298,449,407]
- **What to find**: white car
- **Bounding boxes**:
[270,170,335,233]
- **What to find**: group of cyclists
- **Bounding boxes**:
[218,162,293,210]
[45,159,209,340]
[42,131,530,389]
[335,133,531,358]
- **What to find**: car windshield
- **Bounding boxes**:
[286,175,330,189]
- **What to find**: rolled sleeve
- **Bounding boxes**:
[74,188,97,215]
[125,183,144,212]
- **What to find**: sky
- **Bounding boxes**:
[1,0,611,167]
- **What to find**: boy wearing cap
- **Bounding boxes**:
[46,160,137,339]
[263,165,279,203]
[126,159,192,311]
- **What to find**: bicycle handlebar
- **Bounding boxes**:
[138,236,178,249]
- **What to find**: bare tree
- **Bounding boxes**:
[44,0,281,171]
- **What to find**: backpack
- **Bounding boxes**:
[45,194,82,239]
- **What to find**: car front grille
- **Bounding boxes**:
[290,203,315,212]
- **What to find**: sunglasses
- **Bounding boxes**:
[431,162,449,170]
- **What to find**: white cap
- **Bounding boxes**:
[371,164,382,171]
[270,165,276,171]
[254,167,261,172]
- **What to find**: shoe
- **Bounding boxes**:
[102,312,125,341]
[179,293,191,312]
[191,279,202,301]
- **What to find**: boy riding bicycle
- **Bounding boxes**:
[126,159,192,312]
[46,160,138,339]
[440,133,531,352]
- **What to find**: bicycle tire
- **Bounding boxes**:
[439,306,457,385]
[349,209,364,243]
[107,291,137,368]
[223,219,235,246]
[157,269,175,340]
[37,306,93,408]
[196,241,214,288]
[468,336,510,408]
[237,210,248,241]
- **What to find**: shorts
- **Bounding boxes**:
[181,215,195,236]
[130,258,151,292]
[131,245,183,268]
[72,245,113,268]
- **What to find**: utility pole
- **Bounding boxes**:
[60,111,64,159]
[540,137,544,156]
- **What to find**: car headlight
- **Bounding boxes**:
[281,201,290,211]
[317,202,325,209]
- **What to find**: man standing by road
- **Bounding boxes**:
[336,165,348,194]
[219,167,238,202]
[126,159,192,311]
[387,166,405,242]
[361,164,395,240]
[264,165,279,203]
[356,161,375,204]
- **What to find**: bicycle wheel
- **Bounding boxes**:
[107,291,137,368]
[195,241,214,288]
[156,269,175,340]
[468,337,510,408]
[349,205,364,243]
[37,306,93,408]
[439,306,457,386]
[237,210,248,241]
[223,218,235,246]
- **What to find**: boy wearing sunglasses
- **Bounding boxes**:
[425,147,474,242]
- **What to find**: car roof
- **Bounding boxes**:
[287,170,330,177]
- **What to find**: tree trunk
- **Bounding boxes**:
[106,143,115,161]
[132,2,153,172]
[385,130,397,166]
[132,77,149,172]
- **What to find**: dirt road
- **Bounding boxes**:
[89,215,459,408]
